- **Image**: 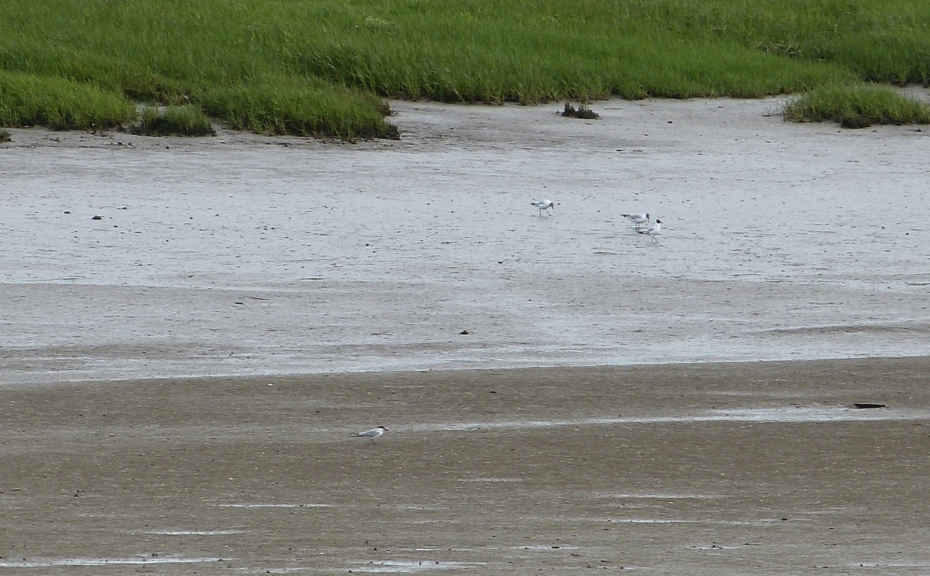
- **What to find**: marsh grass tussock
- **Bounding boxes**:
[132,105,215,136]
[200,78,399,140]
[1,0,930,138]
[783,84,930,128]
[0,70,137,130]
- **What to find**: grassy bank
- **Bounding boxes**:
[1,0,929,138]
[0,70,137,130]
[133,105,215,137]
[784,84,930,128]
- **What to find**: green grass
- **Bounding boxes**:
[0,69,136,130]
[201,77,398,140]
[133,105,215,136]
[784,84,930,127]
[1,0,930,138]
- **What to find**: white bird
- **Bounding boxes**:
[621,212,650,230]
[637,219,662,243]
[531,199,555,216]
[354,426,387,439]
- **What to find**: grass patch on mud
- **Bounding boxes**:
[201,78,398,140]
[1,0,930,138]
[784,84,930,128]
[132,105,215,136]
[0,70,137,130]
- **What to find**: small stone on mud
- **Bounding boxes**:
[459,330,469,335]
[92,215,102,220]
[853,403,886,409]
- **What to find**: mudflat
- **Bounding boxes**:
[3,95,930,574]
[2,357,929,574]
[4,96,930,384]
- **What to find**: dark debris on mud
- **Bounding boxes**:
[561,103,599,120]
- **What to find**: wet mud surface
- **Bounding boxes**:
[3,97,930,383]
[2,358,929,574]
[3,96,930,573]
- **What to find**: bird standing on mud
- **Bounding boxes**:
[531,199,555,216]
[621,212,650,230]
[638,219,662,243]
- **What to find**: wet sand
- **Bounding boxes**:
[3,96,930,573]
[2,357,929,574]
[3,96,930,383]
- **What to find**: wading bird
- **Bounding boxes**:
[531,199,555,216]
[621,212,650,230]
[637,219,662,243]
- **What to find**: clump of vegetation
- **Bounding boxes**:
[783,84,930,128]
[132,105,215,136]
[0,128,11,142]
[201,78,399,140]
[561,103,599,119]
[0,70,137,130]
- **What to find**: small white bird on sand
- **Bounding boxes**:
[637,219,662,242]
[531,199,555,216]
[621,212,650,230]
[354,426,387,439]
